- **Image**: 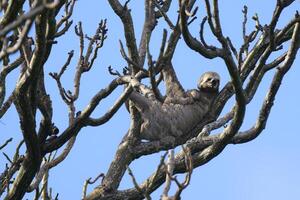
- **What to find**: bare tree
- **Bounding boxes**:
[0,0,299,200]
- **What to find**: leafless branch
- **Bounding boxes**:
[199,16,216,51]
[127,166,150,199]
[43,76,132,153]
[0,140,24,197]
[153,0,175,30]
[120,40,142,70]
[0,57,23,109]
[0,19,33,59]
[0,138,12,150]
[108,0,140,74]
[173,146,193,199]
[1,1,298,200]
[28,136,77,192]
[161,149,174,199]
[82,173,105,200]
[179,0,222,59]
[55,0,76,38]
[0,1,59,37]
[49,50,75,104]
[85,84,133,126]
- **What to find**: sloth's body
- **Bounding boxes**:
[129,64,220,141]
[137,90,217,141]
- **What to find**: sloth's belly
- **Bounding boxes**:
[140,102,210,141]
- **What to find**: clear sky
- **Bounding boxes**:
[0,0,299,199]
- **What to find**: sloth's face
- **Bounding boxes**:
[198,72,220,93]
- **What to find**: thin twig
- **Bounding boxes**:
[0,138,12,150]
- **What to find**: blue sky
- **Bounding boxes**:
[0,0,299,199]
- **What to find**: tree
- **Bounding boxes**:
[0,0,299,199]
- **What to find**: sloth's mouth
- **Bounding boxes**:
[208,82,218,88]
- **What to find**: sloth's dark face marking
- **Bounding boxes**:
[198,72,220,93]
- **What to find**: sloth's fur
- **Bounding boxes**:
[129,65,220,141]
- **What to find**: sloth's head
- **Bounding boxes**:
[198,71,220,93]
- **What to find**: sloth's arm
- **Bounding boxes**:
[129,62,188,109]
[186,89,201,100]
[129,91,154,111]
[162,62,186,100]
[128,78,158,111]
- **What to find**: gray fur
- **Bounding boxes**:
[129,71,220,141]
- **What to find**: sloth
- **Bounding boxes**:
[129,63,220,141]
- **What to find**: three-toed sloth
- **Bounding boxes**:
[129,63,220,141]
